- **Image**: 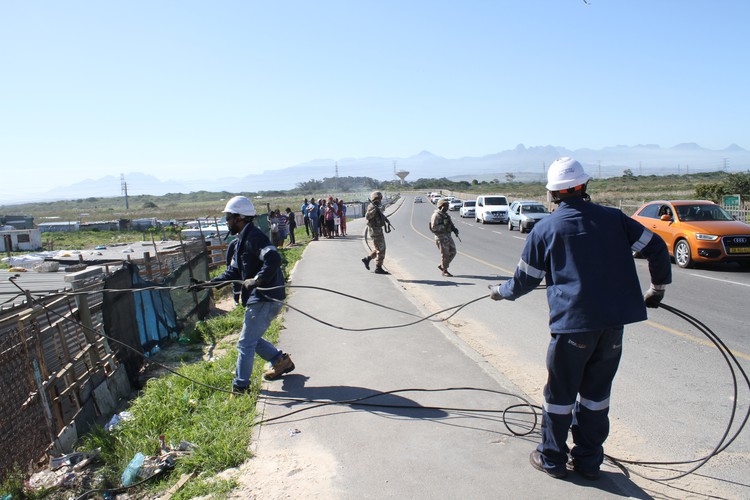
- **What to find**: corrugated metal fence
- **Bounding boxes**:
[0,239,210,480]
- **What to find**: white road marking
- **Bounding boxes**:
[688,273,750,288]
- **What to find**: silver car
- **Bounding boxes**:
[459,200,476,218]
[448,198,462,211]
[508,201,550,233]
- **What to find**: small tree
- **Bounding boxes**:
[694,182,724,202]
[724,172,750,198]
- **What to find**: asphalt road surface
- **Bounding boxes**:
[383,195,750,499]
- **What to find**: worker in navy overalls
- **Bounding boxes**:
[489,158,672,480]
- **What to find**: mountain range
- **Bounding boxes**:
[8,143,750,204]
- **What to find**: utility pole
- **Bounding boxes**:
[334,162,339,192]
[120,174,129,209]
[598,161,601,178]
[722,158,729,171]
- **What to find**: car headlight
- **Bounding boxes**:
[695,233,719,241]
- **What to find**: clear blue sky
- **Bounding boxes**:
[1,1,748,200]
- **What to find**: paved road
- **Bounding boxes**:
[392,195,750,498]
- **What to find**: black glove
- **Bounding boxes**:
[243,278,258,289]
[453,228,459,236]
[488,285,504,301]
[187,279,207,292]
[644,285,665,308]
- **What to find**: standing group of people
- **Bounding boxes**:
[266,204,297,248]
[301,196,347,241]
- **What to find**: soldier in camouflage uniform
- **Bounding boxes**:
[362,191,391,275]
[430,198,459,277]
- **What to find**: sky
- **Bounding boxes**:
[1,1,749,202]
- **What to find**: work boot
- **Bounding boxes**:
[231,384,251,397]
[263,353,295,380]
[529,450,567,479]
[572,463,600,481]
[442,269,453,277]
[362,256,372,270]
[374,266,390,275]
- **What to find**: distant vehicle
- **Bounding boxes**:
[459,200,476,218]
[508,201,550,233]
[475,195,509,224]
[631,199,750,268]
[448,199,462,211]
[414,196,424,203]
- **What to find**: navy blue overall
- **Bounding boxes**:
[500,198,671,475]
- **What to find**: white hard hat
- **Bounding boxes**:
[222,196,256,216]
[546,157,590,191]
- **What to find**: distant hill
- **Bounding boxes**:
[7,143,749,204]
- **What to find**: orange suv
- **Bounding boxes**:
[631,200,750,268]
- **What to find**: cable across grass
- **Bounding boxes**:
[76,242,306,498]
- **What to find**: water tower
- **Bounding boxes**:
[393,161,409,185]
[395,170,410,184]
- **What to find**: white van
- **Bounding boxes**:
[475,194,510,224]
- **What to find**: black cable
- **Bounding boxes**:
[604,302,750,482]
[73,466,169,500]
[267,292,488,332]
[10,275,749,485]
[253,387,541,437]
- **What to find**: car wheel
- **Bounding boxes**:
[520,225,526,234]
[481,215,486,224]
[508,220,513,231]
[674,239,693,268]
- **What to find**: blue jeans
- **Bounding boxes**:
[234,301,284,388]
[539,327,623,474]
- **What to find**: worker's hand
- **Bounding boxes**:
[453,228,459,236]
[187,279,207,292]
[644,285,665,308]
[488,285,504,301]
[243,278,258,289]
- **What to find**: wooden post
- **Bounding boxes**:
[64,268,104,370]
[178,233,200,310]
[151,233,164,280]
[143,251,154,280]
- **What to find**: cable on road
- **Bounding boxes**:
[8,275,749,485]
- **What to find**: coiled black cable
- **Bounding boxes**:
[9,276,749,485]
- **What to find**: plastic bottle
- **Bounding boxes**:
[121,452,145,486]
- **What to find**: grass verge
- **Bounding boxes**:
[69,237,308,499]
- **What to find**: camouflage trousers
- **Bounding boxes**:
[435,235,456,269]
[368,228,386,267]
